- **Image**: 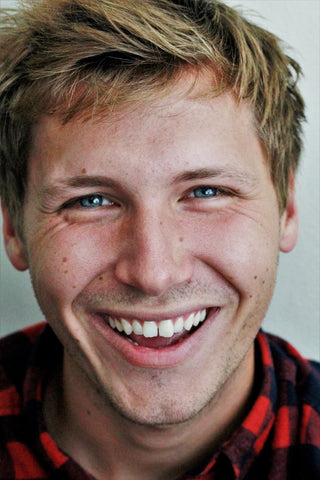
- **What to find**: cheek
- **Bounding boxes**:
[26,225,116,312]
[183,210,280,293]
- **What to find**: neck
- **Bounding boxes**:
[44,347,255,480]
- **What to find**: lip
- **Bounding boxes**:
[90,306,220,368]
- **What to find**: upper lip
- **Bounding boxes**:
[92,306,214,322]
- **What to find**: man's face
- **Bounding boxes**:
[4,78,297,426]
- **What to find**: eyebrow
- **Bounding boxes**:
[38,176,121,200]
[39,167,258,200]
[171,168,259,186]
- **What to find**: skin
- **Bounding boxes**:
[2,76,298,480]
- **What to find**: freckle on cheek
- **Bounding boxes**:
[64,270,68,274]
[99,276,103,280]
[62,257,67,263]
[82,168,87,174]
[179,237,183,243]
[254,276,257,280]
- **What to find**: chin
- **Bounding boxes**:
[95,372,223,428]
[110,399,205,427]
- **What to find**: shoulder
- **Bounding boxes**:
[0,323,46,414]
[0,323,46,369]
[261,332,320,476]
[263,331,320,407]
[0,323,53,478]
[250,332,320,480]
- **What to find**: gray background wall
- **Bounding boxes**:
[0,0,319,360]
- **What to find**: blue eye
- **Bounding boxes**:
[79,195,110,208]
[192,187,220,198]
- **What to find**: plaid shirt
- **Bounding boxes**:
[0,323,319,479]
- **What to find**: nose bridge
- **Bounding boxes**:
[114,204,193,296]
[137,207,176,270]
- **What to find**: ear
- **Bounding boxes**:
[1,202,29,271]
[279,172,299,253]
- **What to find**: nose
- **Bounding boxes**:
[114,208,194,297]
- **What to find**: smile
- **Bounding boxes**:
[108,309,207,338]
[91,307,220,366]
[97,308,214,349]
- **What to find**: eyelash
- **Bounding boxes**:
[62,194,116,210]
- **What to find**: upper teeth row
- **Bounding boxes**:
[108,309,207,338]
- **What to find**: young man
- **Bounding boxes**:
[0,0,319,479]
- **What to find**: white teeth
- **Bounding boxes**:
[132,320,143,335]
[107,309,208,339]
[143,321,158,338]
[184,312,195,331]
[127,337,139,346]
[115,319,123,332]
[159,319,175,338]
[193,311,201,327]
[109,317,116,329]
[174,317,184,333]
[121,318,133,335]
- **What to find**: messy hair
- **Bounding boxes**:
[0,0,305,235]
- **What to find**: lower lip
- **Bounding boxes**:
[90,308,220,368]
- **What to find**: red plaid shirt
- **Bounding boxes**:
[0,323,319,479]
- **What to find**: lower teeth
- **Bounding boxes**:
[127,338,139,346]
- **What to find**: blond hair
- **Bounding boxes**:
[0,0,305,235]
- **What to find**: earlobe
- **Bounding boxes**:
[1,202,29,271]
[279,172,299,253]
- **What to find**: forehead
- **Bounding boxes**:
[28,77,267,188]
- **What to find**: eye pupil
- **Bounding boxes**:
[194,187,217,198]
[80,195,103,207]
